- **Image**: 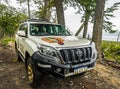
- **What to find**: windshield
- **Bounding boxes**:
[30,24,71,36]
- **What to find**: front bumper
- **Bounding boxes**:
[32,51,96,77]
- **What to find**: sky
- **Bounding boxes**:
[64,0,120,35]
[7,0,120,36]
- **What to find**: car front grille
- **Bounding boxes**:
[59,47,92,64]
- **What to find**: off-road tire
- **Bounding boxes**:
[26,57,39,88]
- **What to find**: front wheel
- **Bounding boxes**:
[26,57,39,88]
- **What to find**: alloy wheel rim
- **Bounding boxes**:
[27,64,33,83]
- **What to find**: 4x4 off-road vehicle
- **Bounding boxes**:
[15,19,97,87]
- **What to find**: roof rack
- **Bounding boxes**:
[24,18,50,22]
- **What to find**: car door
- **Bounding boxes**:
[17,23,28,57]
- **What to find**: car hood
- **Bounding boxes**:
[30,36,91,48]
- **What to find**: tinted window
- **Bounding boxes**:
[30,24,71,36]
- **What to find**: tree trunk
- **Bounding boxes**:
[83,13,89,38]
[75,22,84,36]
[92,0,105,59]
[54,0,65,27]
[83,19,88,38]
[44,0,50,20]
[75,13,89,37]
[27,0,30,19]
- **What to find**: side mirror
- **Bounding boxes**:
[17,31,26,37]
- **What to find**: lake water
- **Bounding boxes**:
[102,36,120,42]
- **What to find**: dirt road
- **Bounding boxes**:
[0,43,120,89]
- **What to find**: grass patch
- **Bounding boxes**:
[0,38,15,47]
[102,41,120,62]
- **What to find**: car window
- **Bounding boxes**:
[30,24,71,36]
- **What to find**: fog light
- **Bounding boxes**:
[56,68,61,72]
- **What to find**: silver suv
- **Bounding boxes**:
[15,19,97,88]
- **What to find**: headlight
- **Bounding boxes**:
[37,44,56,56]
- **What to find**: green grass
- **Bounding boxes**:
[0,38,15,47]
[102,41,120,62]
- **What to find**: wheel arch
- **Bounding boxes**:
[15,41,17,50]
[25,51,30,68]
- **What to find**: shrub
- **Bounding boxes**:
[102,41,120,62]
[0,38,15,47]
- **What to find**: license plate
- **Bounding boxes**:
[74,67,87,74]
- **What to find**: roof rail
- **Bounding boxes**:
[24,18,50,22]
